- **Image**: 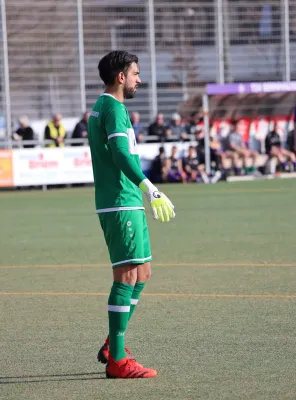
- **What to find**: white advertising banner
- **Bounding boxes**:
[13,148,64,186]
[11,142,195,186]
[12,147,94,186]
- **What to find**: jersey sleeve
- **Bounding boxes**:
[105,106,146,186]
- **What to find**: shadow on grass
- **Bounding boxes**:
[0,371,106,384]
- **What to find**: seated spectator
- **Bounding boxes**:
[166,145,187,183]
[286,127,296,155]
[185,112,203,140]
[265,122,296,171]
[44,113,66,148]
[167,113,189,142]
[195,128,227,182]
[12,116,35,148]
[225,120,258,175]
[183,145,199,182]
[71,111,90,146]
[130,112,145,143]
[150,146,168,183]
[148,113,169,142]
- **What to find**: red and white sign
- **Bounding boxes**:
[12,147,94,186]
[61,147,93,183]
[13,149,63,186]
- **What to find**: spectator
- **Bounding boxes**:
[148,113,168,142]
[195,127,226,182]
[130,112,145,143]
[167,113,189,142]
[150,146,168,183]
[12,116,35,148]
[166,145,187,183]
[71,111,90,146]
[265,122,296,171]
[225,120,258,175]
[44,113,66,148]
[286,127,296,154]
[185,112,203,139]
[183,145,199,182]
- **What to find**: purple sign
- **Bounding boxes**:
[206,81,296,95]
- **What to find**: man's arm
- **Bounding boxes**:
[106,107,175,222]
[109,135,146,186]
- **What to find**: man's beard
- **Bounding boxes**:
[123,85,136,99]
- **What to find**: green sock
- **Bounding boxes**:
[108,281,134,361]
[129,281,146,321]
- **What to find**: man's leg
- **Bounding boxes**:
[129,262,151,321]
[108,265,137,361]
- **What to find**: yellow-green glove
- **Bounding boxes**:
[139,179,175,222]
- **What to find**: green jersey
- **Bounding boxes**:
[88,94,146,213]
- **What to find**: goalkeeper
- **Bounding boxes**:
[88,51,175,379]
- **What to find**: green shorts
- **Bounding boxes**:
[98,210,152,268]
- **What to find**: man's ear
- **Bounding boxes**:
[117,71,125,84]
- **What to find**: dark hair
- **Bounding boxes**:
[98,51,138,86]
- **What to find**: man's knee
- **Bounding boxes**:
[113,264,138,286]
[137,262,152,282]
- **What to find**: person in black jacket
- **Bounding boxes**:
[71,112,90,146]
[13,116,35,148]
[265,122,296,170]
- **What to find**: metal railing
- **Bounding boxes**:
[1,0,296,145]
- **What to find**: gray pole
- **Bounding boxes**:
[77,0,86,112]
[202,94,211,176]
[216,0,224,83]
[1,0,11,146]
[283,0,291,81]
[110,26,117,50]
[147,0,157,121]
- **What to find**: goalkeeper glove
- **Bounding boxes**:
[139,178,175,222]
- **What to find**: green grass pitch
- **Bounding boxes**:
[1,179,296,399]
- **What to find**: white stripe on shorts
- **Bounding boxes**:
[96,206,144,214]
[130,299,139,305]
[108,305,130,312]
[112,256,152,267]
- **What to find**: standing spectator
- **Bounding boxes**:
[44,113,66,148]
[130,111,145,143]
[167,113,189,142]
[13,116,35,148]
[225,120,258,175]
[72,112,90,146]
[266,122,296,171]
[148,113,168,142]
[166,145,187,183]
[150,146,168,183]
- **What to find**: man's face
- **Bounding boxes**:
[156,114,164,125]
[123,62,141,99]
[54,114,61,126]
[84,112,90,122]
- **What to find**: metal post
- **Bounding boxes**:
[216,0,225,83]
[179,18,188,101]
[1,0,11,147]
[77,0,86,112]
[110,26,116,50]
[147,0,158,121]
[283,0,291,81]
[202,94,211,176]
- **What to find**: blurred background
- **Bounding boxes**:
[1,0,296,185]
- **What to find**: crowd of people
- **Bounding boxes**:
[10,110,296,182]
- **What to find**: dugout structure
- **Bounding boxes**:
[202,81,296,176]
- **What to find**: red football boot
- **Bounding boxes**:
[106,356,157,379]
